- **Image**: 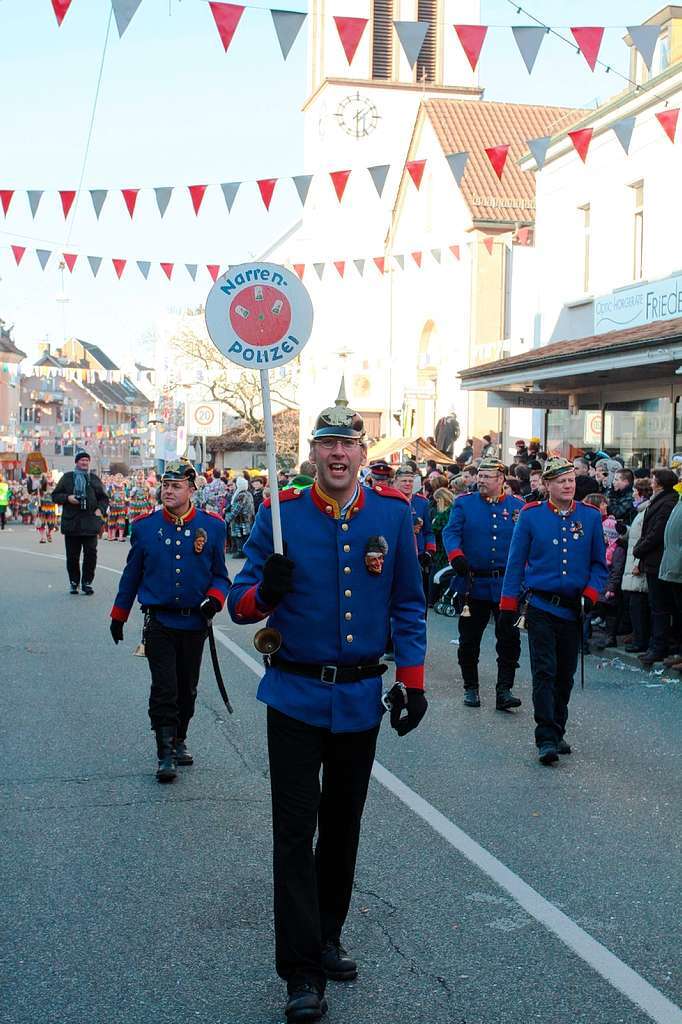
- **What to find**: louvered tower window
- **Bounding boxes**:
[415,0,437,83]
[372,0,393,80]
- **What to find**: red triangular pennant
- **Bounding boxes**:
[209,2,244,51]
[112,258,127,279]
[334,261,345,278]
[453,25,488,71]
[0,191,14,215]
[59,190,76,218]
[188,184,207,215]
[406,159,426,189]
[656,108,679,143]
[330,169,351,202]
[484,145,510,181]
[160,262,174,280]
[207,264,220,281]
[411,251,422,268]
[63,253,78,273]
[570,27,604,71]
[333,16,367,64]
[257,178,277,210]
[449,245,460,260]
[122,189,139,218]
[51,0,73,26]
[516,227,531,246]
[11,245,25,265]
[483,237,494,255]
[374,257,385,274]
[568,127,593,163]
[293,264,305,279]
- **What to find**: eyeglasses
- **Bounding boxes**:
[315,438,363,450]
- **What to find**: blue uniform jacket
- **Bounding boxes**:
[442,491,524,602]
[410,493,436,557]
[111,505,230,630]
[500,500,607,621]
[227,482,427,733]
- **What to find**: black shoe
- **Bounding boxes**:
[321,939,357,981]
[155,726,177,783]
[81,583,94,595]
[175,740,193,766]
[538,742,559,765]
[69,582,79,595]
[624,643,646,653]
[557,739,571,755]
[285,982,328,1022]
[496,689,522,711]
[639,650,664,666]
[463,689,480,707]
[603,637,618,648]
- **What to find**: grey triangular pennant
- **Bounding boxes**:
[627,24,661,72]
[292,174,313,206]
[112,0,143,38]
[271,10,307,59]
[353,259,365,276]
[221,182,240,212]
[88,256,102,277]
[612,116,636,155]
[155,187,172,217]
[430,248,441,263]
[36,249,51,270]
[313,263,325,280]
[90,189,108,219]
[185,264,198,281]
[445,152,469,186]
[393,21,429,70]
[394,254,404,270]
[137,261,151,279]
[368,164,390,197]
[527,136,551,170]
[511,26,546,73]
[27,190,43,218]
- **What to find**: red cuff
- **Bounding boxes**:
[447,547,464,562]
[110,605,130,622]
[583,586,599,605]
[425,542,436,554]
[499,595,518,612]
[234,584,270,621]
[396,664,424,690]
[206,587,225,609]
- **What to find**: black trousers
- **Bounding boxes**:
[527,606,579,747]
[0,506,6,529]
[145,615,206,734]
[458,596,520,690]
[266,706,379,988]
[64,534,98,585]
[646,573,672,656]
[627,591,650,650]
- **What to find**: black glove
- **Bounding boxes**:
[200,595,222,620]
[386,683,428,737]
[418,551,433,570]
[581,595,594,615]
[260,553,295,606]
[449,554,469,575]
[110,620,124,645]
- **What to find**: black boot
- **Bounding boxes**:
[81,582,94,595]
[285,980,328,1022]
[155,726,177,783]
[69,581,79,595]
[175,738,193,766]
[463,688,480,707]
[321,939,357,981]
[496,688,522,711]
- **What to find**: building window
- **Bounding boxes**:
[20,406,40,424]
[579,204,591,293]
[604,398,672,469]
[372,0,393,80]
[415,0,437,84]
[632,181,644,281]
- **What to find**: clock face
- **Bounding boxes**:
[335,92,380,138]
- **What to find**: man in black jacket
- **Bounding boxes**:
[632,468,679,665]
[52,450,109,595]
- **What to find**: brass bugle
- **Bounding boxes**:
[253,627,283,655]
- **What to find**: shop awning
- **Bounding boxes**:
[0,451,20,463]
[367,436,452,464]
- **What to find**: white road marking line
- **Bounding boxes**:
[213,629,682,1024]
[0,545,123,574]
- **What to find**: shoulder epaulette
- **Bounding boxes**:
[579,501,600,513]
[201,508,224,521]
[132,509,155,523]
[264,489,303,509]
[460,491,476,498]
[372,485,409,503]
[521,500,542,511]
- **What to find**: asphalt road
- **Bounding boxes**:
[2,526,681,1024]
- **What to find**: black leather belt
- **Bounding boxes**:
[270,654,388,684]
[145,604,199,618]
[530,589,580,611]
[470,568,504,578]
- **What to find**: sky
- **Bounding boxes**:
[0,0,659,370]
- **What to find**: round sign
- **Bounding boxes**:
[205,261,313,369]
[194,404,216,428]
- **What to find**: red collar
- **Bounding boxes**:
[162,504,197,526]
[548,499,575,516]
[310,482,366,520]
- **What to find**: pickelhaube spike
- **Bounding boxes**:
[335,375,349,408]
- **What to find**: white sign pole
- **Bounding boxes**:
[260,369,283,554]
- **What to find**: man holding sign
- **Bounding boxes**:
[228,402,428,1023]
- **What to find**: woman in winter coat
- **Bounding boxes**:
[622,498,650,653]
[632,469,679,664]
[224,475,255,557]
[658,496,682,670]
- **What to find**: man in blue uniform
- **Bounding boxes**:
[442,457,524,710]
[109,460,230,782]
[393,462,436,608]
[228,402,427,1024]
[500,458,607,765]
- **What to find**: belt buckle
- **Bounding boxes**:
[550,594,561,607]
[321,665,338,684]
[180,607,192,617]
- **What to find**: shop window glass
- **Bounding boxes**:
[603,398,672,469]
[546,408,600,459]
[674,397,682,454]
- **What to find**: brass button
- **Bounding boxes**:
[176,527,181,532]
[176,540,181,545]
[344,566,351,575]
[344,589,352,597]
[176,583,181,588]
[325,505,332,513]
[346,634,353,643]
[175,596,180,601]
[176,554,181,560]
[341,523,349,532]
[343,544,350,552]
[176,568,181,574]
[345,612,352,620]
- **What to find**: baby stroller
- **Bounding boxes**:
[432,566,467,617]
